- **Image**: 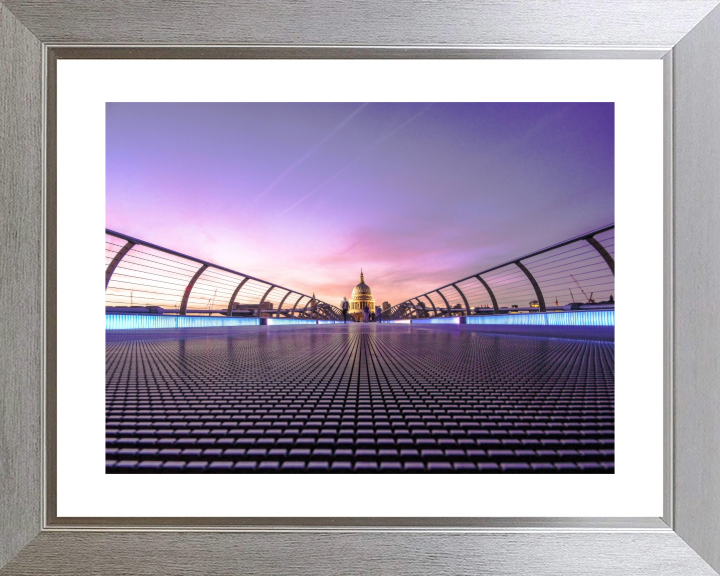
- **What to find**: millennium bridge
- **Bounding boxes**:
[105,226,614,474]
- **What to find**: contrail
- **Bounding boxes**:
[281,104,433,215]
[252,102,369,204]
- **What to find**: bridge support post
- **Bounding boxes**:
[398,303,407,319]
[290,294,304,318]
[256,285,275,318]
[475,274,499,314]
[436,290,452,317]
[587,236,615,275]
[451,283,471,317]
[515,261,546,312]
[409,302,418,319]
[105,240,135,289]
[226,277,249,316]
[422,294,437,316]
[400,302,412,319]
[275,290,291,318]
[180,264,208,316]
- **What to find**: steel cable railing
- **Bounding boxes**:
[387,225,614,320]
[105,230,343,320]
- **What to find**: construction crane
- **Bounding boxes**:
[570,274,595,304]
[209,288,218,311]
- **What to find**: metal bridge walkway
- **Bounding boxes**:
[106,324,614,473]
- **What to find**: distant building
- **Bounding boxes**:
[230,301,274,316]
[106,306,162,315]
[416,301,430,318]
[349,269,375,321]
[473,305,493,315]
[382,302,391,312]
[308,293,317,318]
[233,302,274,310]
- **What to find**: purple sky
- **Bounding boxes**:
[106,102,614,307]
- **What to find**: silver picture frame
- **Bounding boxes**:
[2,1,720,573]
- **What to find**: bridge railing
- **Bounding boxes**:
[387,224,614,320]
[105,230,342,320]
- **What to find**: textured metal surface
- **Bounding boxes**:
[672,3,720,572]
[48,515,670,530]
[0,3,42,570]
[456,324,614,341]
[1,0,720,573]
[3,531,718,576]
[2,0,719,46]
[105,324,614,474]
[50,46,677,61]
[663,49,675,531]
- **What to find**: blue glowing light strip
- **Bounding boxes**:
[465,310,614,327]
[411,317,461,324]
[106,314,260,330]
[266,319,318,325]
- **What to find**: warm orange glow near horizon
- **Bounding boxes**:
[107,102,614,309]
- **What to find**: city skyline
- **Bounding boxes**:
[107,102,614,306]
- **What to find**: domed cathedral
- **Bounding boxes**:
[349,269,375,321]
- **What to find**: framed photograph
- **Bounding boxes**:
[62,63,649,520]
[2,1,720,574]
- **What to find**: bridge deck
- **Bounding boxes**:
[106,324,614,473]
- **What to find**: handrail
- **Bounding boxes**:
[390,224,614,319]
[105,229,342,320]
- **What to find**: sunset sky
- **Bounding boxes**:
[106,102,614,307]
